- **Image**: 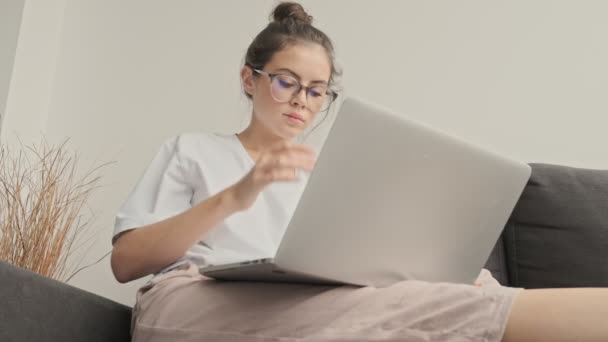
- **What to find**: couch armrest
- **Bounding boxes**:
[0,260,132,342]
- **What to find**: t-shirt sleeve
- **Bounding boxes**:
[113,136,194,244]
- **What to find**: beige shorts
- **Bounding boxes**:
[131,263,521,342]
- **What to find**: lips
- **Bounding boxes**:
[284,113,305,122]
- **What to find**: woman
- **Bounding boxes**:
[111,2,608,341]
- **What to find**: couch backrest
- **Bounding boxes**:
[485,163,608,288]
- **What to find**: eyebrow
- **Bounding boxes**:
[273,68,329,85]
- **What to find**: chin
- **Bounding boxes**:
[277,127,304,141]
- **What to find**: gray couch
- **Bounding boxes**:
[1,163,607,342]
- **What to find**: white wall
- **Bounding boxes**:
[0,0,66,145]
[3,0,608,305]
[0,0,25,132]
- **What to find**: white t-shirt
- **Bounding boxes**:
[113,132,309,273]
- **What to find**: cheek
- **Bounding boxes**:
[254,81,277,106]
[262,88,287,110]
[252,95,282,121]
[309,112,320,124]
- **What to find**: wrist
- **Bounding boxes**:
[218,186,243,213]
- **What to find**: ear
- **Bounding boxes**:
[241,65,256,97]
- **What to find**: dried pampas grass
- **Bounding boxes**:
[0,139,109,281]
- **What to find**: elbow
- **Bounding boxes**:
[111,247,134,284]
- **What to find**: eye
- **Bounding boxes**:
[308,88,326,98]
[277,77,296,89]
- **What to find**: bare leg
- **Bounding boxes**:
[503,288,608,342]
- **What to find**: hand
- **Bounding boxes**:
[226,141,316,212]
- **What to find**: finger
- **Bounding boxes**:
[270,141,316,156]
[274,152,316,172]
[266,168,299,182]
[268,140,294,153]
[259,149,315,172]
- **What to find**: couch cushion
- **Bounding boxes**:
[504,163,608,288]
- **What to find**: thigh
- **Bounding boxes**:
[133,265,522,342]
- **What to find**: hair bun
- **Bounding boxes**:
[272,2,313,25]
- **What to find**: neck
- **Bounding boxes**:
[236,116,292,155]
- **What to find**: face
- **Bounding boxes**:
[241,43,332,140]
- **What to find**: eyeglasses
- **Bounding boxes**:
[251,68,338,112]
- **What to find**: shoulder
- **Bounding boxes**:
[160,131,237,163]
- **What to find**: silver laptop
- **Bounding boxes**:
[200,97,531,287]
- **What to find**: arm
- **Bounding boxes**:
[110,187,239,283]
[111,140,316,283]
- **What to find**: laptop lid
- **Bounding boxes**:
[273,97,531,287]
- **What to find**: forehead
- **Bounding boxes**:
[265,43,331,82]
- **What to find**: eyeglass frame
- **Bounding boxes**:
[247,65,338,112]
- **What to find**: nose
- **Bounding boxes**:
[289,87,307,108]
